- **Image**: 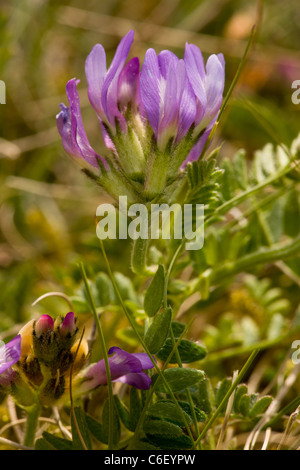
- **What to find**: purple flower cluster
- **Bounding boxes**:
[140,42,224,155]
[57,30,225,194]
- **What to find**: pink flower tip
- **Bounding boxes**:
[35,315,54,337]
[60,312,76,337]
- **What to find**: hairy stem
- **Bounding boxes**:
[79,262,115,450]
[99,239,196,447]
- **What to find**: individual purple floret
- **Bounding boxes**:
[79,346,155,391]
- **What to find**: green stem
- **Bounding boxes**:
[144,149,170,199]
[205,159,297,230]
[191,234,300,295]
[197,26,256,162]
[195,349,260,446]
[130,320,194,448]
[201,331,298,365]
[169,327,201,447]
[264,396,300,430]
[227,185,289,233]
[99,239,196,447]
[79,262,115,450]
[210,234,300,284]
[23,403,40,447]
[163,241,201,445]
[218,26,256,123]
[163,239,186,308]
[131,237,155,276]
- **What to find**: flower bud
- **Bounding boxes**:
[33,315,59,364]
[35,314,54,338]
[60,312,77,337]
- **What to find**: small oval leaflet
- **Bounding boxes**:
[157,338,207,363]
[143,264,165,317]
[144,307,172,354]
[152,367,204,393]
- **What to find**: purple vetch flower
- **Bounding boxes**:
[85,30,138,133]
[184,44,225,133]
[56,30,225,200]
[57,30,147,180]
[84,31,147,176]
[140,49,197,151]
[0,335,21,386]
[140,45,225,152]
[79,346,155,391]
[56,79,108,170]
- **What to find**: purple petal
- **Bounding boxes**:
[0,369,17,387]
[105,73,127,131]
[184,43,206,112]
[184,43,205,79]
[85,43,107,117]
[115,372,152,390]
[100,121,117,153]
[80,347,155,392]
[57,79,108,169]
[117,57,140,112]
[140,48,161,136]
[56,104,82,159]
[217,52,225,68]
[0,335,21,375]
[158,50,178,79]
[181,119,215,167]
[202,54,225,127]
[66,79,101,166]
[108,348,143,377]
[157,63,178,148]
[101,31,134,124]
[60,312,76,336]
[131,352,156,370]
[176,60,197,142]
[82,347,142,390]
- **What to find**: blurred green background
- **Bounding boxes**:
[0,0,299,335]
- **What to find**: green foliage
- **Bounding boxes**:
[85,399,120,446]
[143,418,193,450]
[35,432,73,451]
[186,158,223,218]
[144,307,172,354]
[147,400,192,426]
[144,264,165,317]
[233,384,273,419]
[71,407,93,450]
[152,368,204,393]
[156,339,207,364]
